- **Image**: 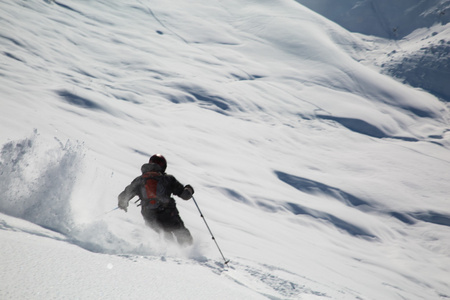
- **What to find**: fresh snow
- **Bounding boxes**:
[1,0,450,299]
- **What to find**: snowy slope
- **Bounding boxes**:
[297,0,450,102]
[1,0,450,299]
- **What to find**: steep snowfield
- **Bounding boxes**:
[1,0,450,299]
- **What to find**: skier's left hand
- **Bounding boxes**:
[185,184,194,195]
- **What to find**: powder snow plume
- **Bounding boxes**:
[0,130,83,234]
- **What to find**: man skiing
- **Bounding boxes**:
[118,154,194,246]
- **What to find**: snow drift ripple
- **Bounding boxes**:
[0,130,83,234]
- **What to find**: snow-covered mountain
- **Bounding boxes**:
[296,0,450,38]
[1,0,449,299]
[297,0,450,102]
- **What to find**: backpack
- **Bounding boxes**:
[140,171,170,209]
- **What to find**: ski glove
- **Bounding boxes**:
[185,184,195,195]
[179,185,194,200]
[118,196,129,212]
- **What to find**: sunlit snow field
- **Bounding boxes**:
[1,0,449,299]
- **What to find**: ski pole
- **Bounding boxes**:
[192,196,230,266]
[105,206,119,214]
[95,206,119,218]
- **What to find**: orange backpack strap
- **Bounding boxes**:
[141,172,163,209]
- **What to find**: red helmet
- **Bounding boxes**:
[149,154,167,172]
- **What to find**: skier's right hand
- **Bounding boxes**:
[118,197,129,212]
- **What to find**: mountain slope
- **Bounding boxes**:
[296,0,450,102]
[1,0,449,299]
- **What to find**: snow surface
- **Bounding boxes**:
[1,0,450,299]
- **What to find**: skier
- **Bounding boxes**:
[118,154,194,246]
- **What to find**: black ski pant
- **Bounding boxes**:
[141,205,193,246]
